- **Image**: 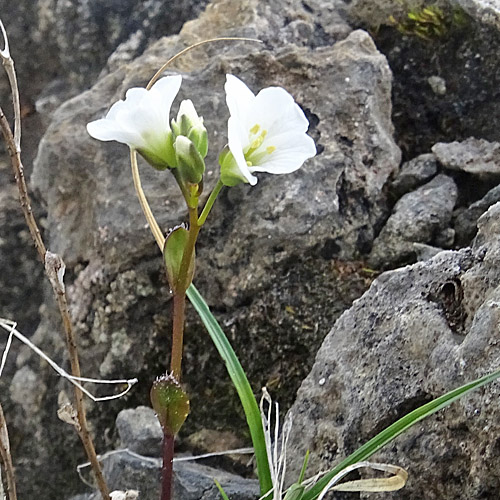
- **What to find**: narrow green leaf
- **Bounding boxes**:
[302,367,500,500]
[214,479,231,500]
[187,284,273,496]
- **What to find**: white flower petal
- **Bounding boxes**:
[86,118,144,147]
[227,116,257,185]
[123,87,148,110]
[150,75,183,128]
[133,87,168,134]
[250,87,310,137]
[225,74,255,126]
[250,132,316,174]
[106,98,129,120]
[87,75,182,169]
[223,75,316,185]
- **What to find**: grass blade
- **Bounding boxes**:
[302,367,500,500]
[214,479,231,500]
[187,284,273,496]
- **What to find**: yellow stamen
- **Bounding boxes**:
[250,124,260,135]
[266,145,276,155]
[249,130,268,151]
[246,160,253,166]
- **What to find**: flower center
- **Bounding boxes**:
[244,123,275,166]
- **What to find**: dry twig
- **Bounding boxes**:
[0,19,110,499]
[0,403,17,500]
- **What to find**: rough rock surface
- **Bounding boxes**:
[432,138,500,176]
[369,174,458,268]
[347,0,500,160]
[72,457,258,500]
[73,404,257,499]
[454,183,500,246]
[456,0,500,28]
[287,202,500,499]
[5,0,399,497]
[115,406,163,456]
[390,153,438,197]
[2,0,499,499]
[0,162,43,336]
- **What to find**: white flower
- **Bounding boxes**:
[87,75,182,170]
[221,74,316,186]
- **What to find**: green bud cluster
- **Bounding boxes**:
[170,100,208,184]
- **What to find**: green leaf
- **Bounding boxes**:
[214,479,231,500]
[186,284,273,497]
[302,367,500,500]
[164,226,195,293]
[284,483,306,500]
[150,373,190,436]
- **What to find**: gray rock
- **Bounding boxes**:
[10,1,399,498]
[432,138,500,176]
[0,168,44,340]
[390,153,438,197]
[115,406,163,456]
[286,202,500,499]
[354,1,500,160]
[454,183,500,246]
[9,366,47,416]
[455,0,500,29]
[369,174,458,268]
[72,453,259,500]
[346,0,500,31]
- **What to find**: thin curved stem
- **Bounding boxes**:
[146,37,262,90]
[198,179,223,226]
[130,149,165,250]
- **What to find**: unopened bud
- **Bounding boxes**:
[175,136,205,184]
[172,100,208,159]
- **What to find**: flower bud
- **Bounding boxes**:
[150,372,190,436]
[172,100,208,159]
[175,136,205,184]
[188,125,208,159]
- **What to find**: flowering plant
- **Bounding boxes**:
[87,68,316,499]
[2,23,500,500]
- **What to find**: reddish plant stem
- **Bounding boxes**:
[161,205,201,500]
[161,433,175,500]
